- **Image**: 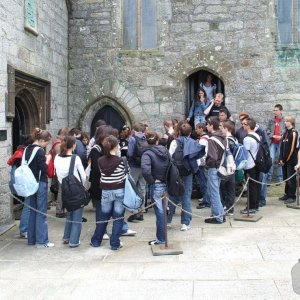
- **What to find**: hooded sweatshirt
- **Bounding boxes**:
[98,155,126,190]
[141,145,170,184]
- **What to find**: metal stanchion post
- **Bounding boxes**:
[287,172,300,209]
[150,193,183,256]
[234,173,263,222]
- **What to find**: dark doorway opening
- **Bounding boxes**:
[186,69,225,116]
[90,105,125,137]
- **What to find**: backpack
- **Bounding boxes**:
[13,147,40,197]
[227,136,248,170]
[132,136,148,164]
[47,140,61,178]
[61,155,90,212]
[122,157,144,212]
[172,139,191,177]
[210,137,236,179]
[165,156,185,197]
[247,133,272,173]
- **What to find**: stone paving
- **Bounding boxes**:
[0,189,300,300]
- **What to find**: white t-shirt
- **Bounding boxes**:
[54,155,86,185]
[243,132,260,170]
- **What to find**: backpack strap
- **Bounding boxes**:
[21,146,41,166]
[246,133,261,163]
[92,144,102,153]
[122,156,129,175]
[69,155,77,176]
[210,136,226,150]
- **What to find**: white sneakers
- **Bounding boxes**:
[180,224,191,231]
[36,242,55,248]
[103,233,110,240]
[121,229,137,236]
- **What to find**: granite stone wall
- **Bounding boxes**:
[69,0,300,133]
[0,0,69,229]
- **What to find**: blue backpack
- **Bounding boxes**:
[228,137,248,170]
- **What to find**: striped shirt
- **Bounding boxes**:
[98,155,127,190]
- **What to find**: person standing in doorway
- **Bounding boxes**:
[200,74,217,101]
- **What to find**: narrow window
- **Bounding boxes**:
[123,0,157,49]
[277,0,293,44]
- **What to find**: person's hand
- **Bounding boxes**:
[186,118,190,122]
[295,163,300,171]
[279,160,285,166]
[45,154,52,165]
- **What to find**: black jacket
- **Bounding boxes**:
[141,145,170,184]
[280,128,298,163]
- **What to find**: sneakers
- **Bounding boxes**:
[20,233,28,239]
[81,217,87,222]
[204,217,225,224]
[167,223,172,228]
[127,214,144,222]
[240,208,257,214]
[121,229,136,236]
[226,209,234,216]
[56,213,66,218]
[111,242,123,251]
[180,224,191,231]
[279,194,288,201]
[148,239,164,245]
[36,242,55,248]
[103,233,110,240]
[284,198,296,204]
[196,203,209,209]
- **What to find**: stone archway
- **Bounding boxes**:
[79,96,134,135]
[169,48,234,84]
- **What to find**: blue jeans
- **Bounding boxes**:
[150,182,167,243]
[27,181,49,245]
[63,207,83,246]
[19,197,30,235]
[91,189,125,248]
[267,143,283,182]
[168,174,193,225]
[195,167,210,206]
[260,172,268,206]
[207,168,224,222]
[194,115,206,127]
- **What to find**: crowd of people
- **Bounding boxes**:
[7,90,300,250]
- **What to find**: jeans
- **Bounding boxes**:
[207,168,224,222]
[244,167,260,210]
[260,172,268,206]
[63,207,83,246]
[19,197,30,235]
[282,161,297,199]
[56,182,63,215]
[150,182,167,243]
[130,167,146,209]
[168,174,193,225]
[267,143,283,182]
[91,189,125,248]
[195,167,210,206]
[220,174,235,210]
[27,181,49,245]
[194,115,206,127]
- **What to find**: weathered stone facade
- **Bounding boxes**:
[69,0,300,133]
[0,0,69,230]
[1,0,300,230]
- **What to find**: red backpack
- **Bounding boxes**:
[47,140,61,178]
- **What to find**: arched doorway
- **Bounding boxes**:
[187,69,225,110]
[90,105,125,137]
[12,89,40,151]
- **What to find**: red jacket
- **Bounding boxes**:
[7,146,26,166]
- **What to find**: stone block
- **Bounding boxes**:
[146,75,163,87]
[136,88,155,103]
[192,22,209,32]
[206,5,228,13]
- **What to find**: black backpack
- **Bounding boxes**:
[172,139,191,177]
[247,134,272,173]
[132,136,148,164]
[61,155,90,212]
[165,156,185,197]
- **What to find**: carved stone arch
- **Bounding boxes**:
[15,89,40,132]
[79,96,134,134]
[169,48,234,85]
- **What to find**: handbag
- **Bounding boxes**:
[122,157,144,212]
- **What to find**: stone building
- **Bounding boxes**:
[0,0,299,231]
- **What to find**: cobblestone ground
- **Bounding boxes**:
[0,184,300,300]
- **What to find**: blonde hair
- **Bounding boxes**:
[284,116,295,127]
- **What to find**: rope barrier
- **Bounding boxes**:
[10,171,297,225]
